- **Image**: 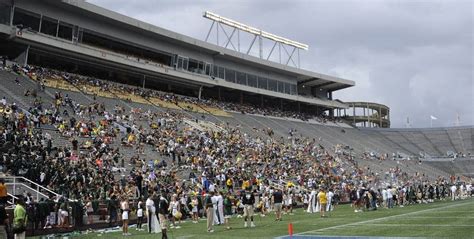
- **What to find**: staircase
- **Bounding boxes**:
[2,176,66,205]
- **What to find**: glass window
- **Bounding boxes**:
[188,59,199,73]
[218,66,225,79]
[258,77,267,89]
[277,81,284,93]
[225,68,235,83]
[290,84,297,95]
[284,83,291,94]
[237,71,247,85]
[177,57,183,69]
[268,79,278,92]
[58,22,73,40]
[247,74,258,88]
[198,61,205,74]
[183,58,188,70]
[213,65,218,77]
[205,63,211,76]
[13,8,40,32]
[0,3,11,25]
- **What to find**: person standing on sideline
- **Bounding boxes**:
[272,188,283,221]
[211,192,219,225]
[85,197,93,225]
[450,184,457,201]
[158,191,169,239]
[13,197,27,239]
[137,199,144,231]
[146,193,160,234]
[191,195,199,223]
[386,186,393,208]
[121,196,131,236]
[168,195,180,229]
[382,188,388,208]
[317,188,327,218]
[223,191,233,230]
[307,187,317,213]
[242,189,256,228]
[326,188,334,212]
[217,191,225,225]
[205,191,214,233]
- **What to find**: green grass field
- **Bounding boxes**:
[35,198,474,239]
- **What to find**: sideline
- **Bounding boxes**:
[274,199,473,239]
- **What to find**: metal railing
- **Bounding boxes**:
[2,176,65,204]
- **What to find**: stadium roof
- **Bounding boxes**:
[57,0,354,91]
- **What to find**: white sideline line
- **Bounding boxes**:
[295,200,473,236]
[344,224,474,227]
[401,216,474,219]
[422,210,472,213]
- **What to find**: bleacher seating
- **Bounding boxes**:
[2,66,473,182]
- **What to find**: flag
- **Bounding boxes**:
[430,115,437,120]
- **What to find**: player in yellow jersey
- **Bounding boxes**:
[317,188,327,217]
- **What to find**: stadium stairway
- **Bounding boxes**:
[397,132,426,154]
[407,131,443,156]
[0,70,53,107]
[423,130,456,156]
[446,129,467,153]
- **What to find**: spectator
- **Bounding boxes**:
[0,202,8,239]
[13,197,27,239]
[0,179,7,204]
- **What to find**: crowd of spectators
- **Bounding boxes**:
[0,64,472,238]
[19,64,341,123]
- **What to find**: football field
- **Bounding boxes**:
[36,198,474,239]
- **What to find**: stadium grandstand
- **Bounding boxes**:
[0,0,472,238]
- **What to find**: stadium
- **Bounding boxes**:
[0,0,472,238]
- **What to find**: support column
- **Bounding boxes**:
[379,106,382,128]
[297,102,301,113]
[24,45,29,67]
[198,86,203,100]
[38,15,43,33]
[353,104,356,125]
[363,106,366,127]
[10,4,14,26]
[15,45,30,67]
[367,103,370,128]
[142,75,146,89]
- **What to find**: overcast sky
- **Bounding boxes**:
[87,0,473,128]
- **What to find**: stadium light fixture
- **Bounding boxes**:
[203,11,309,51]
